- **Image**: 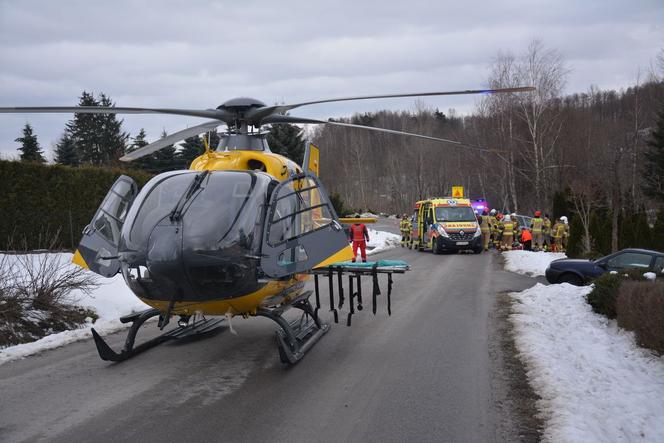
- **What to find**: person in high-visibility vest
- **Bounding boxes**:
[489,209,498,249]
[530,210,544,251]
[551,217,566,252]
[561,215,570,251]
[480,209,492,252]
[399,214,411,247]
[520,226,532,251]
[502,215,514,251]
[349,216,370,262]
[493,211,504,249]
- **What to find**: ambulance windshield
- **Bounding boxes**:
[435,206,476,222]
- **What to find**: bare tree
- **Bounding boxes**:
[513,40,569,205]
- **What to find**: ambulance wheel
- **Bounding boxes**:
[432,238,439,254]
[473,247,483,254]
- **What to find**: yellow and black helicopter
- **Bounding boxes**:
[0,86,533,363]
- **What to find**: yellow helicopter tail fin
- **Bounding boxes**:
[303,142,319,177]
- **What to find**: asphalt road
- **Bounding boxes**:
[0,219,539,443]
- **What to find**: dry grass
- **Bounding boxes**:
[616,280,664,355]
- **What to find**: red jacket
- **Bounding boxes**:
[349,223,369,242]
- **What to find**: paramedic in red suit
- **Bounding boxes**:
[349,216,370,262]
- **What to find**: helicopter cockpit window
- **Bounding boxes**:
[268,176,333,246]
[92,179,135,245]
[127,173,196,248]
[182,172,268,252]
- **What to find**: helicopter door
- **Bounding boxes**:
[261,173,348,278]
[74,175,138,277]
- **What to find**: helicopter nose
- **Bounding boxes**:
[145,224,187,295]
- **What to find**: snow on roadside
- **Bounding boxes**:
[503,250,566,276]
[0,230,400,365]
[511,283,664,442]
[0,253,149,366]
[366,228,401,256]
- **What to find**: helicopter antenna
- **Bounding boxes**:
[202,132,211,153]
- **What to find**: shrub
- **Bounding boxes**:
[616,280,664,355]
[0,251,99,347]
[587,273,623,319]
[586,271,646,319]
[0,160,152,251]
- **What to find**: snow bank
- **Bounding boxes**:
[503,250,566,277]
[0,253,149,365]
[0,230,400,365]
[360,212,380,218]
[511,283,664,442]
[366,228,401,256]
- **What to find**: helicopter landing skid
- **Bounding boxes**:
[91,308,226,362]
[256,298,328,365]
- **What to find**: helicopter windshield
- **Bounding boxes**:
[124,170,271,255]
[121,170,273,301]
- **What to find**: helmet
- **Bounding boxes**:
[483,208,489,215]
[560,215,568,223]
[511,212,516,217]
[504,215,511,222]
[534,210,542,217]
[497,213,503,220]
[474,209,479,214]
[490,209,496,215]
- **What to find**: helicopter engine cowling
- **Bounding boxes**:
[118,170,274,304]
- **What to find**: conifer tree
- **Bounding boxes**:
[566,215,584,257]
[643,106,664,202]
[125,128,151,171]
[15,123,46,163]
[54,133,79,166]
[65,91,128,166]
[589,209,611,256]
[97,94,129,164]
[267,123,304,164]
[178,135,205,168]
[652,207,664,252]
[147,129,177,173]
[65,91,99,164]
[552,189,570,221]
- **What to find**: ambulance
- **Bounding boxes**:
[409,197,483,254]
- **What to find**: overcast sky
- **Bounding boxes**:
[1,0,663,159]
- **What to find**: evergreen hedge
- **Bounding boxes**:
[0,160,152,251]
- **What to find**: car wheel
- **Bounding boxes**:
[559,273,583,286]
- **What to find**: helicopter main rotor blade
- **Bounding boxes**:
[247,86,535,122]
[119,120,221,162]
[0,106,231,121]
[263,115,491,152]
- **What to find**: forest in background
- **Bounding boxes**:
[313,41,664,255]
[7,41,664,256]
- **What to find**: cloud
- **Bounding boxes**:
[1,0,663,157]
